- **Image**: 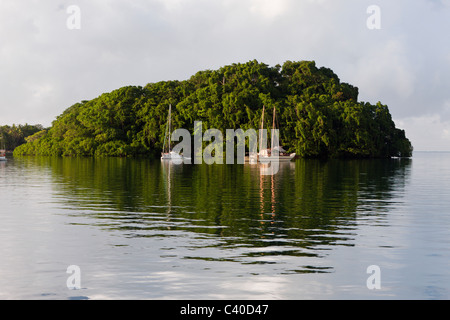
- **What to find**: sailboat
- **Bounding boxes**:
[258,105,296,162]
[161,104,184,161]
[0,135,7,161]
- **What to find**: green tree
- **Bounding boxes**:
[13,60,413,159]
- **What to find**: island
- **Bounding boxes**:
[14,60,413,159]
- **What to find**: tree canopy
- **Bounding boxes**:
[13,60,413,158]
[0,124,44,151]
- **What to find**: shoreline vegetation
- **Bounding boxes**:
[0,124,44,153]
[13,60,412,159]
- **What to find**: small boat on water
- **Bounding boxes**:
[161,151,184,161]
[0,135,7,161]
[161,104,188,162]
[259,146,296,162]
[258,105,296,162]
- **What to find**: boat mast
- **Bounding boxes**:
[271,106,276,151]
[162,104,171,154]
[259,105,265,152]
[168,104,172,152]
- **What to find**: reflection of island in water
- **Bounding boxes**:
[37,157,411,272]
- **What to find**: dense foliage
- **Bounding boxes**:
[0,124,44,151]
[14,60,413,158]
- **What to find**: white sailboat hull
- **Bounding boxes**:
[245,153,296,163]
[161,151,183,160]
[259,153,296,162]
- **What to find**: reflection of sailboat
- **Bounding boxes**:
[258,106,296,162]
[256,160,296,234]
[161,104,185,161]
[258,164,278,233]
[161,160,173,215]
[0,135,7,161]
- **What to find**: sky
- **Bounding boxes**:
[0,0,449,151]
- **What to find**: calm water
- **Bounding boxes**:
[0,152,449,300]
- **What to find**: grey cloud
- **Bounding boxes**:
[0,0,449,150]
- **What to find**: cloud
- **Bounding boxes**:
[396,114,450,151]
[0,0,449,150]
[249,0,290,20]
[348,39,416,104]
